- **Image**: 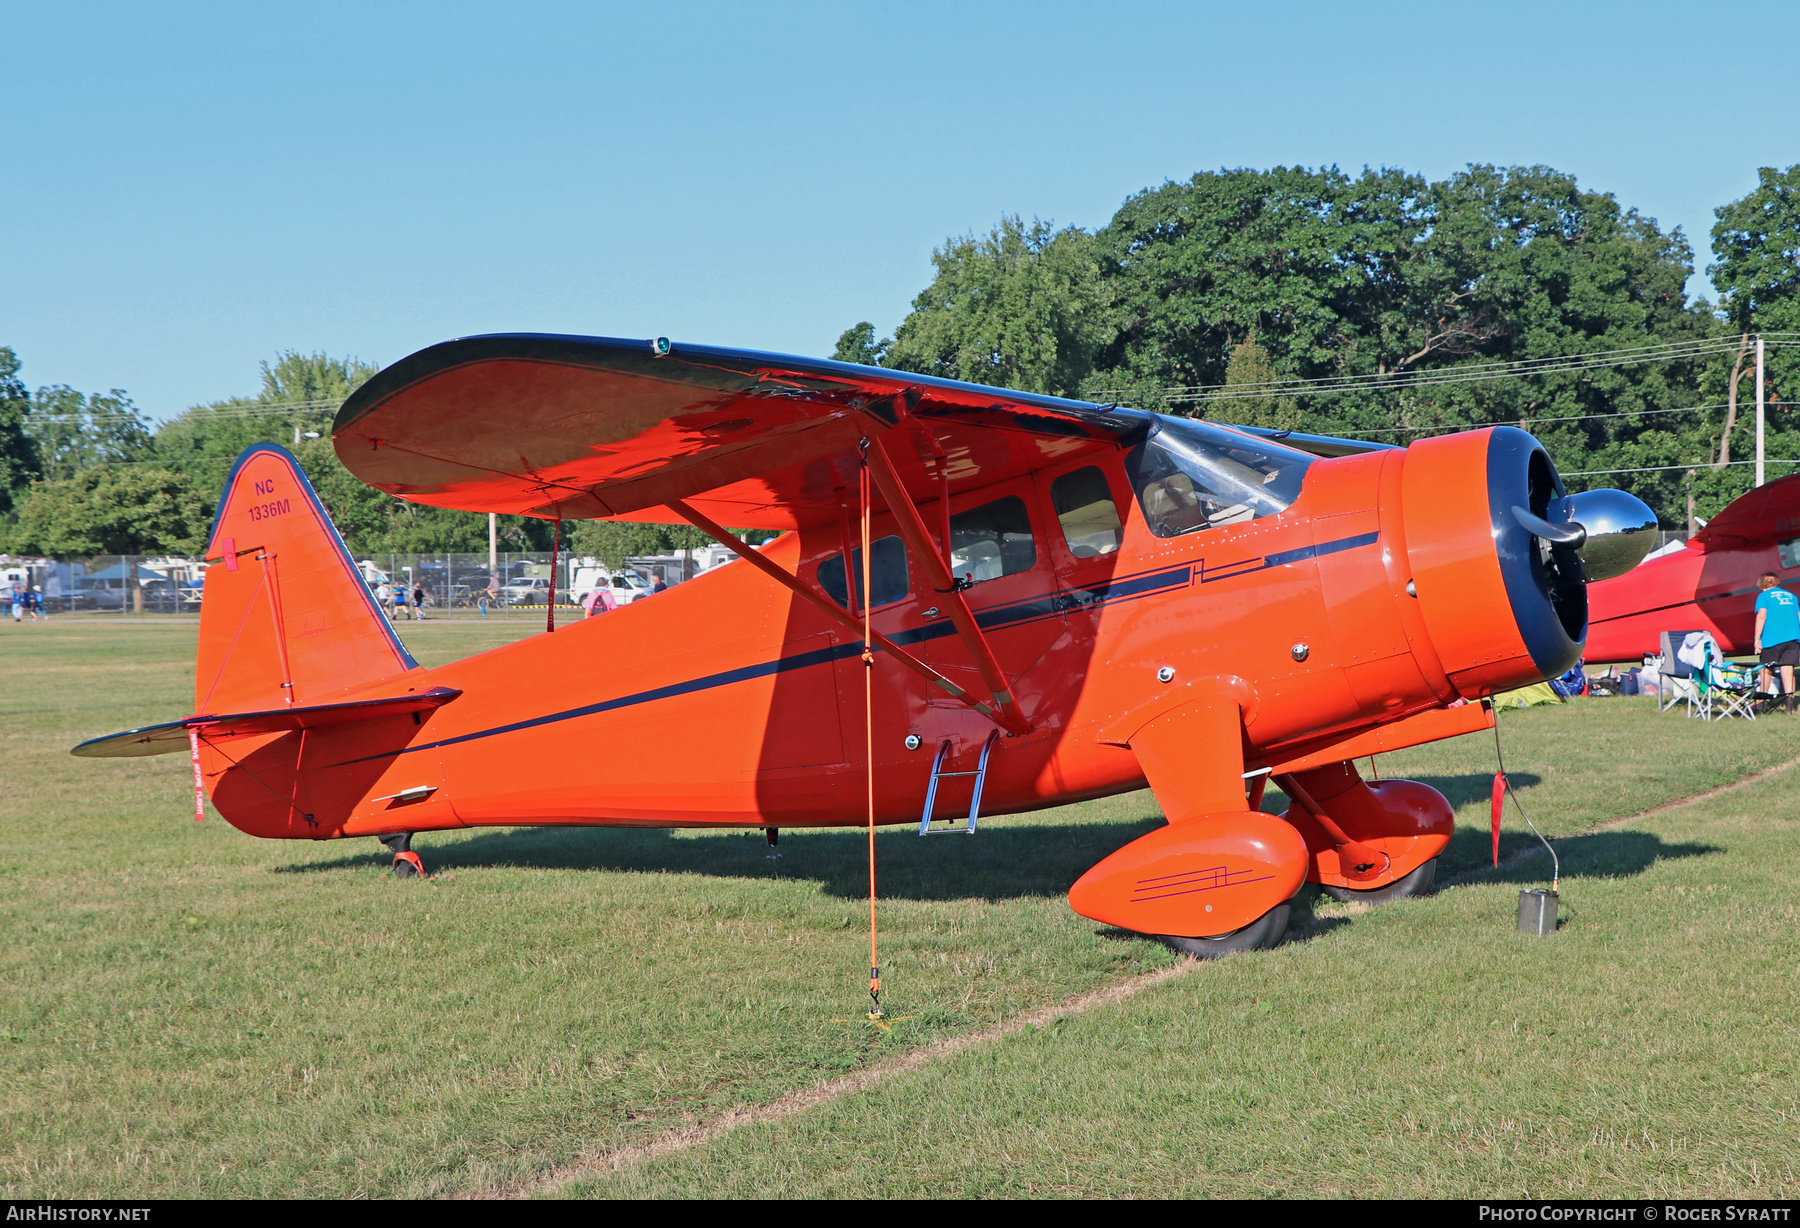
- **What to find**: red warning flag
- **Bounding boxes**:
[1490,770,1506,867]
[189,726,205,822]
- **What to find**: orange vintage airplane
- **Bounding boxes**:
[75,335,1658,956]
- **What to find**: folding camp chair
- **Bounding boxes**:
[1695,649,1759,721]
[1655,673,1699,715]
[1656,630,1703,715]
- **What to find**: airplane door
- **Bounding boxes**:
[1028,459,1131,718]
[923,480,1067,708]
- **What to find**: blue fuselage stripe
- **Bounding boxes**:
[342,531,1376,762]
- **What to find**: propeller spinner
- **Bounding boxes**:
[1511,490,1659,583]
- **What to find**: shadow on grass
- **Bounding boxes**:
[1281,886,1354,943]
[1266,773,1541,822]
[276,812,1169,902]
[276,801,1710,910]
[1448,829,1722,886]
[1407,770,1542,809]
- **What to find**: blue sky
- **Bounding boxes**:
[5,1,1797,421]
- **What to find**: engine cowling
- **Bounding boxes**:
[1401,426,1649,698]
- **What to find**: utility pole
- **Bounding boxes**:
[1756,335,1767,488]
[488,513,498,584]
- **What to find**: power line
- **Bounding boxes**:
[32,333,1800,425]
[62,454,249,468]
[23,331,1800,452]
[1315,400,1735,438]
[24,397,1777,466]
[1140,337,1765,401]
[1111,345,1741,403]
[24,398,344,426]
[1561,458,1800,477]
[1093,334,1798,405]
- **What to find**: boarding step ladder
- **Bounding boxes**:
[918,729,1001,835]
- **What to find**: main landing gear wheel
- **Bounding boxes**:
[379,832,425,878]
[1321,856,1436,904]
[1157,903,1291,959]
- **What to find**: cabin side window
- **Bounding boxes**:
[1050,467,1122,558]
[1125,417,1313,539]
[1780,538,1800,570]
[818,535,910,609]
[949,495,1036,582]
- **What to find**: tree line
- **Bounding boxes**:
[5,161,1798,558]
[0,350,710,567]
[835,163,1800,528]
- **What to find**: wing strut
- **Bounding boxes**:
[864,436,1034,735]
[665,498,1016,731]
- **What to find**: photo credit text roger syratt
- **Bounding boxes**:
[1472,1205,1792,1222]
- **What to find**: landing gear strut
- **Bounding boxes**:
[379,831,425,878]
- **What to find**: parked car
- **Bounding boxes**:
[498,578,554,606]
[139,579,194,613]
[74,577,125,610]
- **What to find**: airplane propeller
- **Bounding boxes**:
[1510,489,1658,583]
[1510,504,1586,546]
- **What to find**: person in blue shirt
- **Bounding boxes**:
[1753,571,1800,713]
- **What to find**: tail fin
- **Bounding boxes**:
[197,444,417,714]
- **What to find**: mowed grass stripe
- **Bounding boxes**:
[560,764,1800,1200]
[2,620,1796,1198]
[482,962,1205,1200]
[513,737,1800,1199]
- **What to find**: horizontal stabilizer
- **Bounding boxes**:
[71,687,462,759]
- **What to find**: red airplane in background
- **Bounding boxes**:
[1585,472,1800,663]
[75,334,1659,958]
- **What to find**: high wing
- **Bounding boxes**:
[1689,470,1800,551]
[331,334,1144,528]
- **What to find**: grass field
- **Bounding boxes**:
[1,619,1796,1198]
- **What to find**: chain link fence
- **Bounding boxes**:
[0,550,725,618]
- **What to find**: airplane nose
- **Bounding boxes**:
[1401,426,1587,697]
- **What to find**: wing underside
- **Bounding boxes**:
[331,334,1143,528]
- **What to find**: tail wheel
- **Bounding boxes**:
[1158,903,1290,959]
[378,832,424,879]
[1321,856,1436,904]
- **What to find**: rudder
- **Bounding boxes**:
[197,444,417,714]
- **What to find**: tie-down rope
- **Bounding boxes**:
[860,439,884,1020]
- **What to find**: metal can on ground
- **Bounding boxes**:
[1517,888,1558,935]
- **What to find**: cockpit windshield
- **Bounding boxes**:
[1125,416,1314,538]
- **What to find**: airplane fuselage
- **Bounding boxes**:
[205,433,1531,844]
